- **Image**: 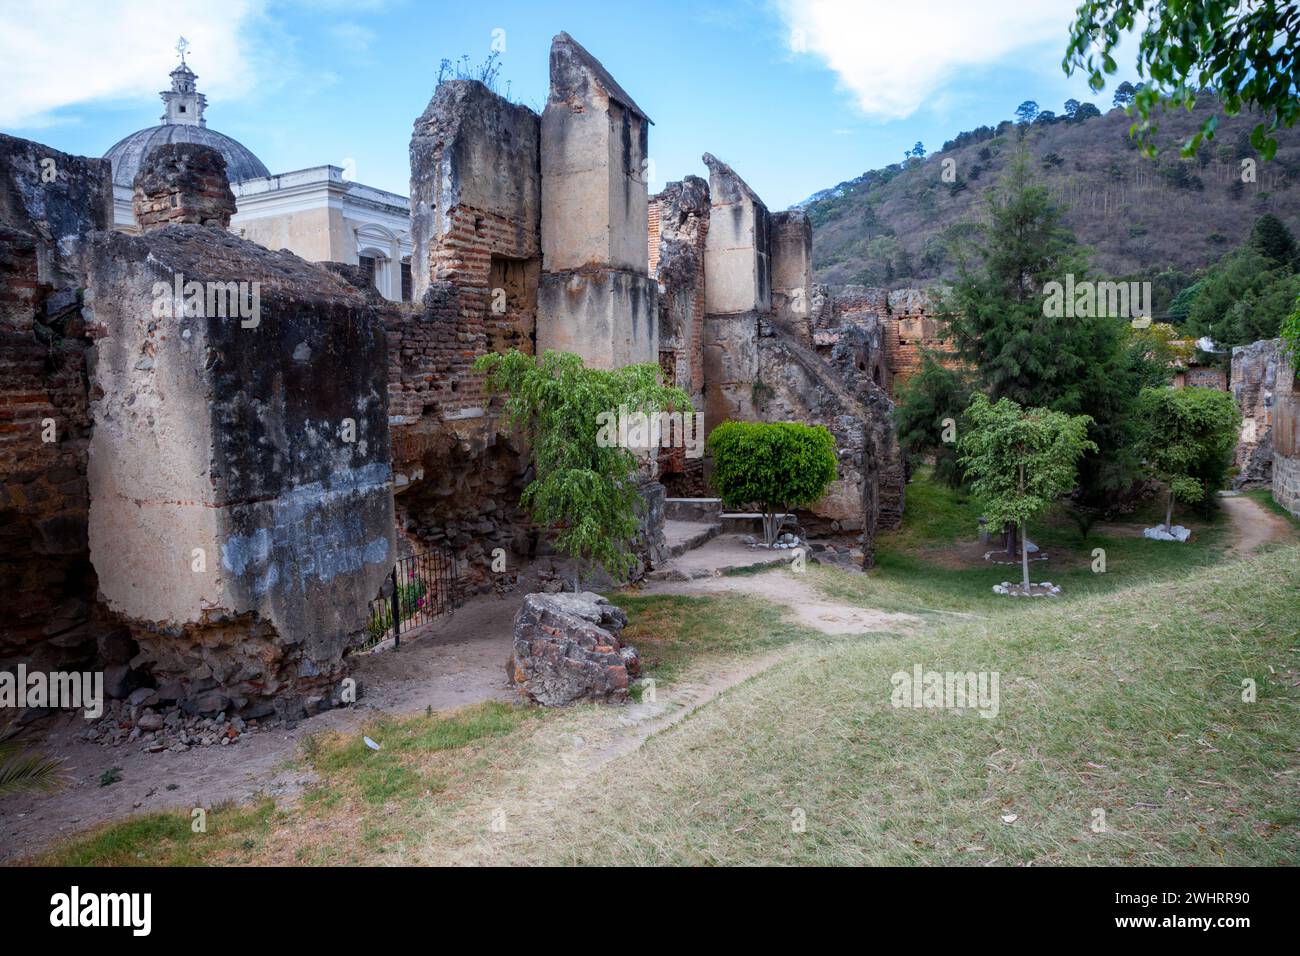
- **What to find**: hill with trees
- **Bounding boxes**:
[806,97,1300,298]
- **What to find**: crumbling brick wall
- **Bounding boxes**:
[399,79,544,590]
[0,134,130,680]
[132,142,236,230]
[814,286,960,399]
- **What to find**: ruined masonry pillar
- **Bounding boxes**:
[132,143,237,232]
[537,32,658,370]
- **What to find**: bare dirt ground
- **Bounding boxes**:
[0,593,520,862]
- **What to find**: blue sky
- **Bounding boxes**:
[0,0,1134,209]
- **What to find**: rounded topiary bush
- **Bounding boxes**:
[706,421,838,545]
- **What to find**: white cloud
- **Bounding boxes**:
[775,0,1083,119]
[0,0,267,128]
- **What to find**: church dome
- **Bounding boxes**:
[105,124,270,189]
[103,44,270,190]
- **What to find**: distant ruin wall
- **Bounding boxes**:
[1271,350,1300,518]
[1231,338,1283,489]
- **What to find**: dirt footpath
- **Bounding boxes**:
[1219,494,1297,553]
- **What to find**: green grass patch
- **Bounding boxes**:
[619,592,820,685]
[857,469,1234,614]
[39,797,282,867]
[305,701,541,805]
[877,468,983,551]
[520,548,1300,866]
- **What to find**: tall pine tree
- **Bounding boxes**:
[944,154,1143,504]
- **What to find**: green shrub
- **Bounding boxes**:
[706,421,838,545]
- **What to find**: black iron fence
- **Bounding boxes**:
[361,549,457,650]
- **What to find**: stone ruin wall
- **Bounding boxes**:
[397,77,544,595]
[1,135,396,719]
[0,134,130,687]
[1230,339,1282,489]
[1,29,916,722]
[649,175,709,496]
[1224,337,1299,517]
[682,154,906,547]
[1267,349,1300,517]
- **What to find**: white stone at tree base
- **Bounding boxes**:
[1143,525,1191,542]
[992,581,1062,597]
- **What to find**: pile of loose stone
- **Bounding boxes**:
[77,691,285,752]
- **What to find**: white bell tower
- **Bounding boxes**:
[159,36,207,127]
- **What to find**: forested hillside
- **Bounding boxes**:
[807,98,1300,294]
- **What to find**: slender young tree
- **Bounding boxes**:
[958,394,1096,591]
[1135,387,1241,533]
[475,349,691,586]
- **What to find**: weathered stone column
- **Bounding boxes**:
[1230,338,1283,489]
[701,153,767,427]
[1271,350,1300,517]
[537,32,658,370]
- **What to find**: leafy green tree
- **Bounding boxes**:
[706,421,838,546]
[958,394,1097,590]
[1064,98,1081,119]
[1015,100,1040,125]
[893,352,972,487]
[1064,0,1300,158]
[475,349,690,585]
[1074,102,1103,121]
[1112,80,1138,108]
[1184,247,1300,348]
[1124,321,1187,389]
[944,154,1143,502]
[0,722,63,795]
[1135,386,1241,530]
[1167,280,1202,324]
[1280,295,1300,364]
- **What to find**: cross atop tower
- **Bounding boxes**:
[175,36,190,64]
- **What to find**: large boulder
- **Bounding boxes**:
[508,592,639,706]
